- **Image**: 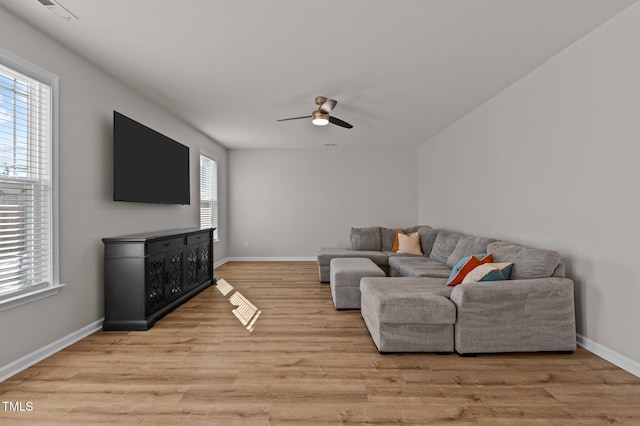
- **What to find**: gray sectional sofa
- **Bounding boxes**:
[317,225,577,355]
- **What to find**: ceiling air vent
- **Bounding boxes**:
[37,0,78,21]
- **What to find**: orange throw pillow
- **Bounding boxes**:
[446,253,493,286]
[392,229,403,252]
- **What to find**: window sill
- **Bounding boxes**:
[0,284,66,313]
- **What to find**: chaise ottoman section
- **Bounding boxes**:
[318,248,389,282]
[330,258,386,309]
[360,277,455,353]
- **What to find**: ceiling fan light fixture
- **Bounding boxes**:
[312,111,329,126]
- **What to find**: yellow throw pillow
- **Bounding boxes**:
[396,232,423,255]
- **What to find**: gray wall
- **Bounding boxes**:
[418,3,640,367]
[228,148,418,258]
[0,10,228,367]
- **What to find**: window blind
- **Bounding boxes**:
[0,62,53,299]
[199,154,218,240]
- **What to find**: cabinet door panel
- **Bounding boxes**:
[166,250,184,301]
[145,254,167,314]
[199,242,211,282]
[185,245,199,290]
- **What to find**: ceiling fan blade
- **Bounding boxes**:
[319,98,337,114]
[276,115,311,122]
[329,116,353,129]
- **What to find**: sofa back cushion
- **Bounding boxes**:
[380,227,397,251]
[429,230,463,263]
[446,236,498,267]
[350,226,382,251]
[487,241,564,279]
[418,226,438,257]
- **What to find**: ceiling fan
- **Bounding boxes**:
[277,96,353,129]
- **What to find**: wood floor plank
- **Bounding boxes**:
[0,261,639,425]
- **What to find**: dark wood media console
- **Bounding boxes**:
[102,227,216,331]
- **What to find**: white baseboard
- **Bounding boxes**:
[0,318,104,383]
[226,257,316,262]
[577,333,640,378]
[214,258,229,268]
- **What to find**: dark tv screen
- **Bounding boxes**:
[113,111,190,205]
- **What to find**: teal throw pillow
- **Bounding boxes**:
[462,262,514,284]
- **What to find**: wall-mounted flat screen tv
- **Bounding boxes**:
[113,111,190,205]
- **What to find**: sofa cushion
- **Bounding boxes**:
[396,232,423,255]
[446,236,498,267]
[350,226,382,251]
[429,231,464,263]
[487,241,563,279]
[446,253,493,286]
[388,256,451,278]
[381,227,398,252]
[462,262,513,284]
[317,248,389,267]
[418,226,438,257]
[402,225,423,234]
[360,277,455,324]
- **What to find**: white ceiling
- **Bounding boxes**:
[0,0,636,149]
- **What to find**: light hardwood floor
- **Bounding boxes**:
[1,261,639,425]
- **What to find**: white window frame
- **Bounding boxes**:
[0,47,62,312]
[199,150,218,241]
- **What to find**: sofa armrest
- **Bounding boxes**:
[450,277,577,354]
[450,277,574,306]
